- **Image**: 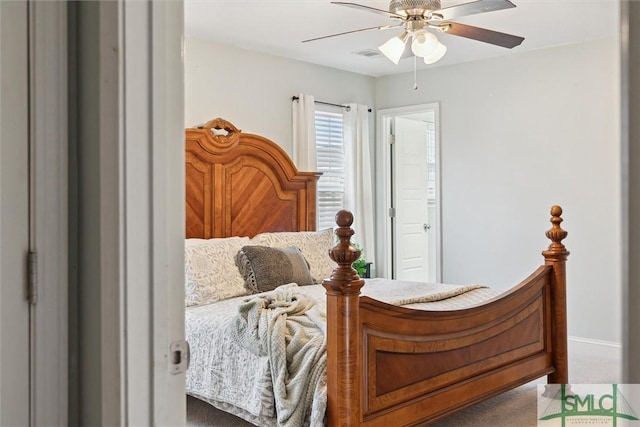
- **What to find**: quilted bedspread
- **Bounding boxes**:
[185,279,503,426]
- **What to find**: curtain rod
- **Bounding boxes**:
[291,96,372,113]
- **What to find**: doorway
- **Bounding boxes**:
[376,104,442,282]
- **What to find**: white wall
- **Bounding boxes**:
[185,37,376,156]
[376,38,621,344]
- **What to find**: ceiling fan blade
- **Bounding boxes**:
[433,0,516,21]
[302,23,401,43]
[441,22,524,48]
[331,2,404,19]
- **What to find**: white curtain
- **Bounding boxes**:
[292,93,316,171]
[344,103,375,262]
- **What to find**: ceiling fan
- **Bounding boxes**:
[302,0,524,65]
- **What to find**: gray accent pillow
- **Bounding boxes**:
[235,245,315,294]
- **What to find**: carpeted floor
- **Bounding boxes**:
[186,351,621,427]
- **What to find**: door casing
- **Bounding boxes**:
[376,103,442,281]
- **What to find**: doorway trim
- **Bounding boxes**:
[375,103,442,281]
[68,1,186,424]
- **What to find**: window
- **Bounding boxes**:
[315,108,345,230]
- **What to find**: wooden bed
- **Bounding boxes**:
[185,118,569,427]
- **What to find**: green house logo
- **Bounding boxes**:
[538,384,640,426]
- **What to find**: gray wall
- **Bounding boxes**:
[185,36,622,345]
[185,37,376,156]
[623,0,640,382]
[376,38,621,344]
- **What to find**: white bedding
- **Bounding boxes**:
[185,278,503,426]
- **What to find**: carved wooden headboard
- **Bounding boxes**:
[185,118,321,238]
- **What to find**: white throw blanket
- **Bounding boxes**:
[361,278,487,306]
[230,284,327,427]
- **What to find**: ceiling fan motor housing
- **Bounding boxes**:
[389,0,441,16]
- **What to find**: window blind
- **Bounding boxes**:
[315,110,345,230]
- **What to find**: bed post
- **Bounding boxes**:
[323,210,364,427]
[542,205,570,384]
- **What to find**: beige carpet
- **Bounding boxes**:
[187,351,621,427]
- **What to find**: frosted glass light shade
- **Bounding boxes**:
[411,31,438,58]
[423,42,447,64]
[378,32,408,64]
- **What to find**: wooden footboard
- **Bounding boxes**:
[323,207,569,427]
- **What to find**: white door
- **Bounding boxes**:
[0,1,31,424]
[376,104,441,282]
[392,116,437,282]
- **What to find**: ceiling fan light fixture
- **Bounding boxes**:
[378,31,409,64]
[423,41,447,64]
[411,31,439,57]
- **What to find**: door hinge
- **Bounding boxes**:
[388,207,396,218]
[388,134,395,145]
[170,340,190,375]
[28,251,38,305]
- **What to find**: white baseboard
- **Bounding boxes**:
[568,336,622,361]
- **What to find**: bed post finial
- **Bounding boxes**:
[326,210,365,288]
[542,205,569,385]
[323,210,364,427]
[544,205,569,258]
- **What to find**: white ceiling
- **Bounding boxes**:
[184,0,619,77]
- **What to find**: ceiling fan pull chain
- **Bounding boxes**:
[413,55,418,90]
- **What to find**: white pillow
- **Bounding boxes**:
[184,238,210,248]
[250,228,335,284]
[184,236,250,306]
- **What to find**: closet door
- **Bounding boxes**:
[0,1,31,425]
[30,1,68,425]
[393,116,434,282]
